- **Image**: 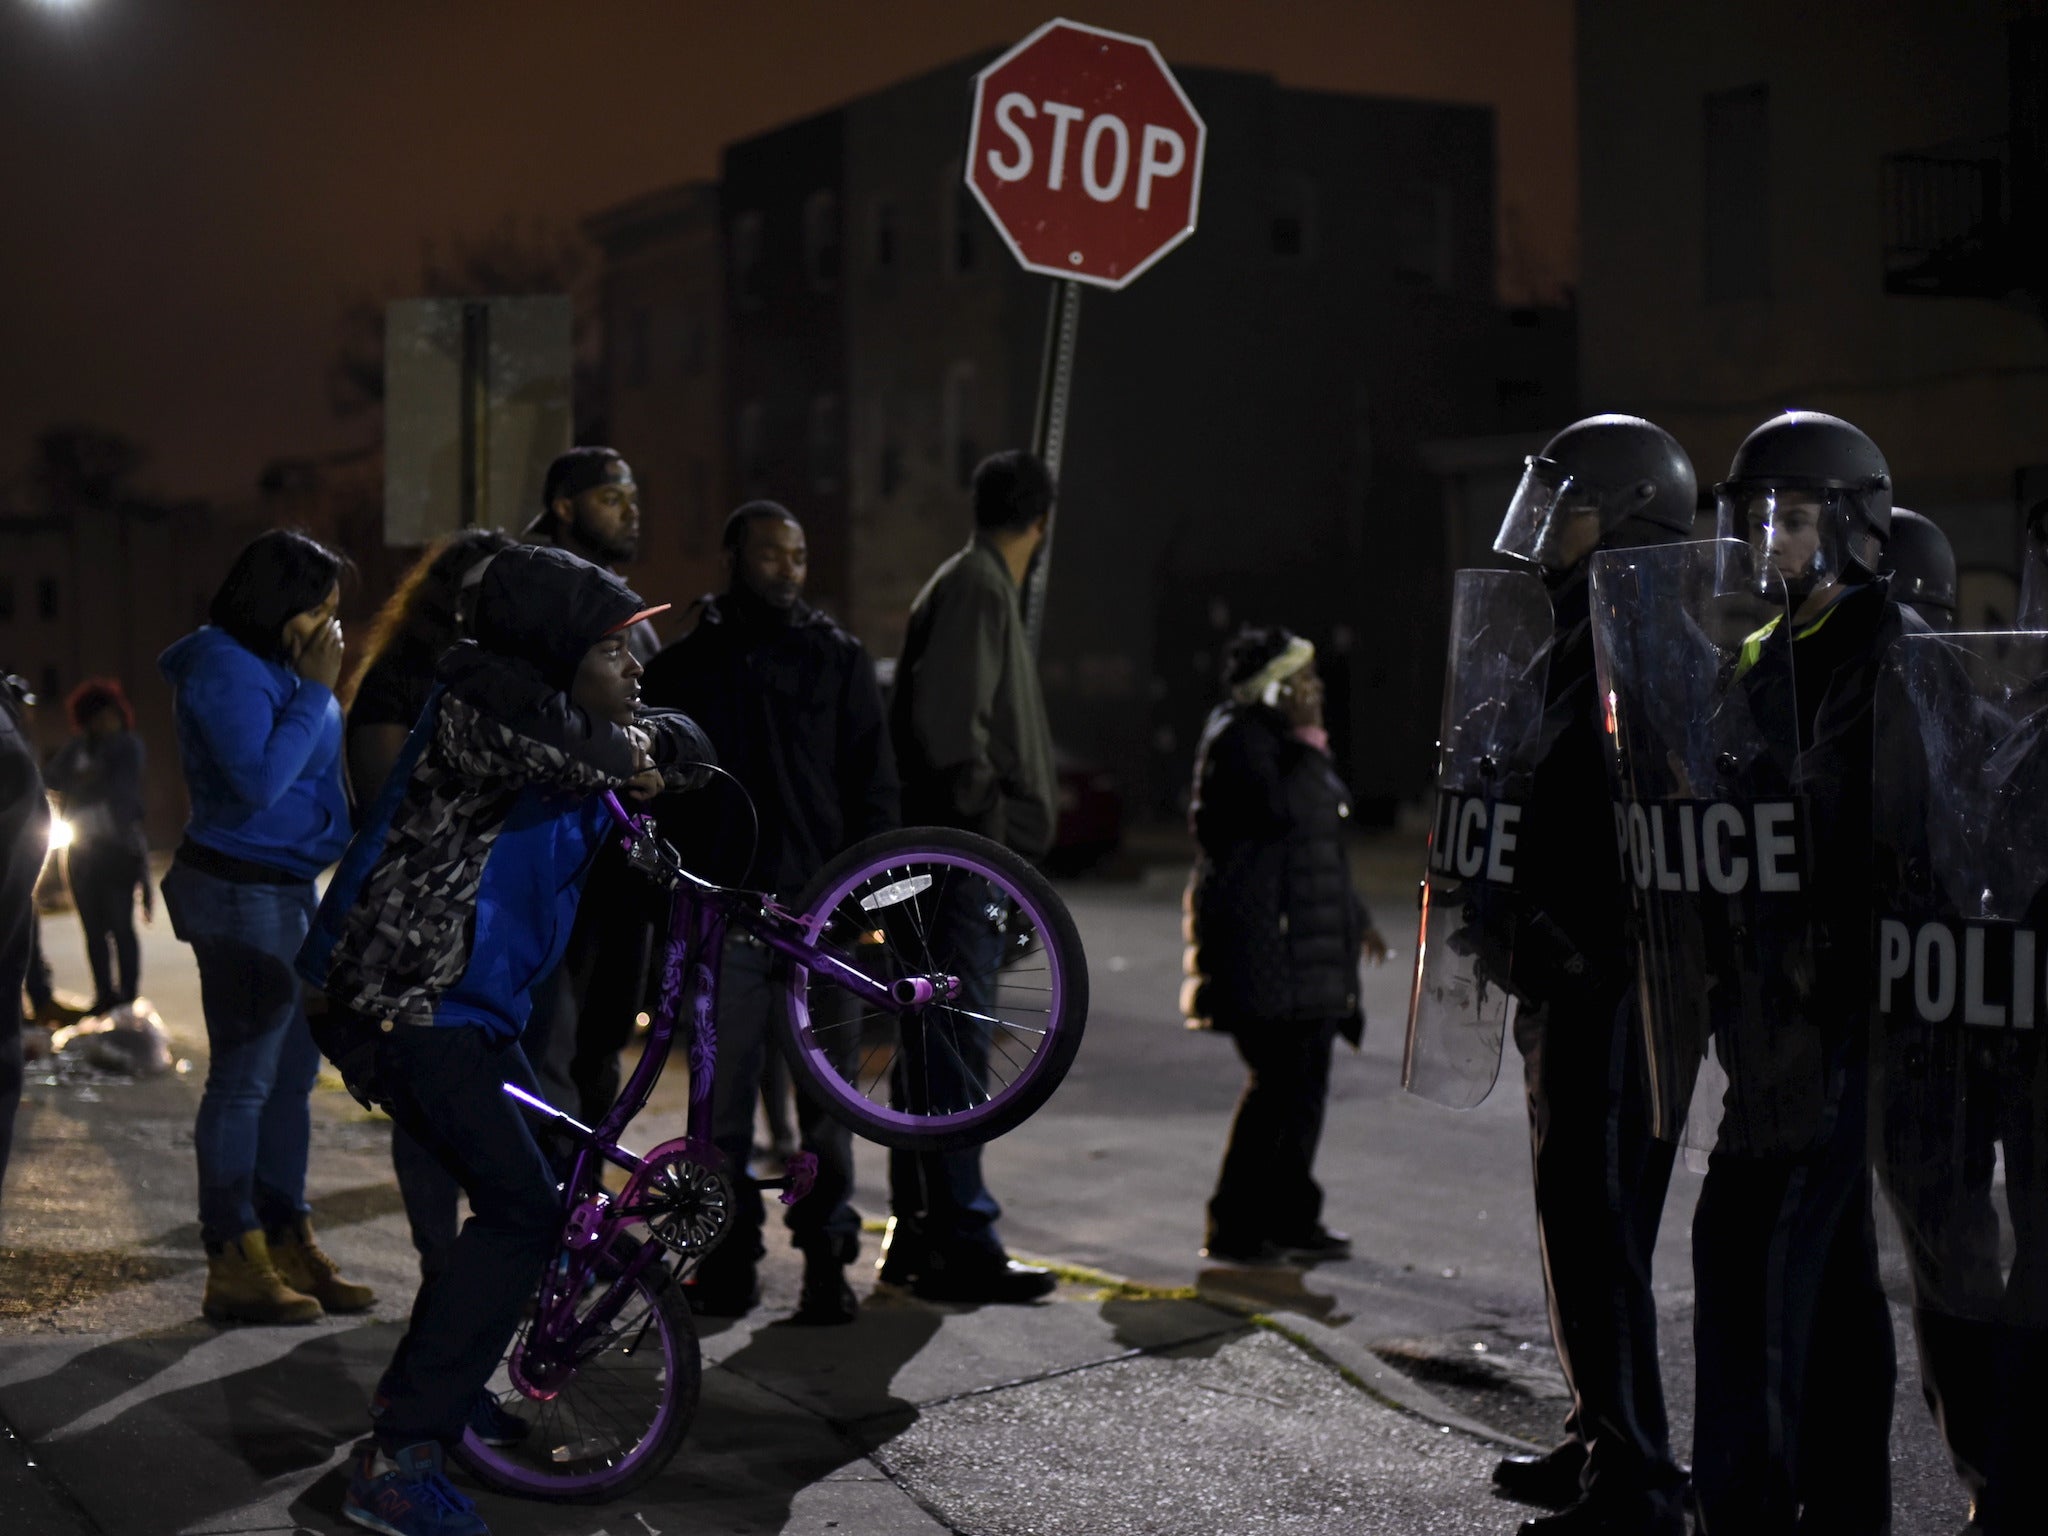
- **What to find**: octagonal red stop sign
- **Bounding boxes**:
[966,18,1207,290]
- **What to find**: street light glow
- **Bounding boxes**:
[31,0,93,10]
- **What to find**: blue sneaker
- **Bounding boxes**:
[342,1441,489,1536]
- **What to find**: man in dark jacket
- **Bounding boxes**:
[641,501,898,1322]
[880,450,1059,1304]
[0,672,49,1197]
[1184,628,1386,1263]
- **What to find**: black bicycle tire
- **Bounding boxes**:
[772,826,1088,1153]
[458,1235,701,1504]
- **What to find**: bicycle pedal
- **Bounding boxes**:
[752,1151,820,1205]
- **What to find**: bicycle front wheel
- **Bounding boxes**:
[776,827,1088,1153]
[459,1234,699,1504]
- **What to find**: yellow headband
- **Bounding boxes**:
[1231,636,1315,705]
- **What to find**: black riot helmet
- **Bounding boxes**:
[1877,508,1956,630]
[2020,500,2048,632]
[1714,410,1892,601]
[1494,414,1698,578]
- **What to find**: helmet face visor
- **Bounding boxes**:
[1716,485,1856,599]
[1494,456,1608,574]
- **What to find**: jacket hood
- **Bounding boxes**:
[468,545,651,690]
[159,625,249,684]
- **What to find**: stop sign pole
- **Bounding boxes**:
[965,17,1207,651]
[1024,280,1082,650]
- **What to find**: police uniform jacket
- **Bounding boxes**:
[1510,578,1632,1004]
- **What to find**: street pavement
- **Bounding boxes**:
[0,843,1980,1533]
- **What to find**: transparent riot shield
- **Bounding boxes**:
[1589,539,1818,1155]
[1403,569,1554,1108]
[1871,630,2048,1330]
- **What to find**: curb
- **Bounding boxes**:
[1008,1253,1542,1455]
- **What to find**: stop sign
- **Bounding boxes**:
[965,18,1207,290]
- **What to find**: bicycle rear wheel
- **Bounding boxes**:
[458,1234,699,1504]
[775,827,1087,1153]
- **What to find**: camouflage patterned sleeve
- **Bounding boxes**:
[433,691,643,793]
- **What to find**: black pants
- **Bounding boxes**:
[0,909,29,1195]
[1207,1019,1340,1246]
[374,1025,560,1451]
[20,918,52,1013]
[1906,1311,2048,1532]
[1515,981,1682,1501]
[68,841,142,1011]
[693,936,861,1292]
[1692,1050,1895,1535]
[1884,1036,2048,1532]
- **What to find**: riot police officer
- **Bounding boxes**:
[1686,410,1907,1532]
[1481,417,1697,1533]
[1878,507,1958,631]
[1868,585,2048,1532]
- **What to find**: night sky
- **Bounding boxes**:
[0,0,1572,503]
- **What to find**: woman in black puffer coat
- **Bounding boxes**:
[1183,626,1387,1264]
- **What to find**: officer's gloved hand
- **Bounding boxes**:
[635,708,718,793]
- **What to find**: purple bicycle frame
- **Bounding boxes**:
[500,791,931,1370]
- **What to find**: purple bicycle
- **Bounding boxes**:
[456,793,1088,1503]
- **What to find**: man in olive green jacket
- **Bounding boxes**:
[881,450,1060,1305]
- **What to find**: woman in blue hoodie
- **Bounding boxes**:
[159,529,374,1326]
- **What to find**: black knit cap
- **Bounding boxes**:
[469,545,663,690]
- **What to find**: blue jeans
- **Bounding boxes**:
[374,1025,559,1450]
[161,862,321,1249]
[887,878,1006,1260]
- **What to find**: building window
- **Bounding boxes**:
[1393,184,1453,290]
[803,191,841,293]
[624,306,651,390]
[1703,83,1771,303]
[943,362,979,488]
[36,577,58,623]
[808,394,843,493]
[737,400,768,497]
[942,163,978,276]
[1270,173,1317,261]
[871,201,898,271]
[731,210,766,310]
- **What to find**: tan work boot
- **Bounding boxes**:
[269,1217,376,1313]
[202,1230,323,1325]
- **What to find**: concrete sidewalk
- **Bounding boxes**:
[2,913,1534,1536]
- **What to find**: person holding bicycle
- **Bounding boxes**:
[298,545,712,1536]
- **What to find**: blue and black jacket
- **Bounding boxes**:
[297,640,710,1043]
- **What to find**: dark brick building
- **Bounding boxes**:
[591,54,1574,820]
